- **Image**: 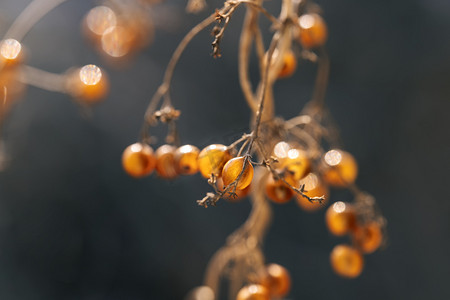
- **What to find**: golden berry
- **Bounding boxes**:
[298,13,328,49]
[265,175,294,204]
[0,39,23,66]
[67,64,109,103]
[155,144,178,179]
[272,141,292,167]
[322,149,358,187]
[325,201,357,236]
[83,6,117,38]
[281,148,310,181]
[101,25,135,58]
[221,157,254,190]
[295,173,329,212]
[197,144,232,178]
[174,144,199,175]
[216,178,251,202]
[330,244,364,278]
[277,50,297,78]
[354,222,383,254]
[236,284,270,300]
[122,143,156,178]
[259,264,291,298]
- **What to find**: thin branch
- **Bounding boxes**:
[3,0,68,41]
[18,65,67,93]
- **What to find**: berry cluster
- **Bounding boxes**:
[326,200,384,278]
[0,0,388,299]
[122,1,387,298]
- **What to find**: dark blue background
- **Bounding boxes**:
[0,0,449,299]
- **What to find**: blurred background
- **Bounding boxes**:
[0,0,449,299]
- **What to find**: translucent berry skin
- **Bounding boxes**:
[236,284,270,300]
[221,157,254,190]
[295,173,329,212]
[216,178,251,202]
[174,144,199,175]
[197,144,232,178]
[260,264,291,298]
[325,201,357,236]
[67,66,109,103]
[277,50,297,78]
[272,141,292,167]
[265,175,294,204]
[354,222,383,254]
[298,13,328,49]
[0,39,24,66]
[322,149,358,187]
[330,244,364,278]
[155,145,178,179]
[122,143,156,178]
[281,148,310,181]
[83,6,117,39]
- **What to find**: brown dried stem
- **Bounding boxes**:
[203,169,271,297]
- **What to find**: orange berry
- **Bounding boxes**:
[259,264,291,298]
[221,157,254,190]
[265,175,294,204]
[354,222,383,254]
[174,144,199,175]
[298,13,328,49]
[0,39,24,66]
[271,141,292,168]
[277,50,297,78]
[236,284,270,300]
[322,149,358,187]
[295,173,329,212]
[197,144,232,178]
[155,144,178,179]
[101,25,136,58]
[330,244,364,278]
[0,66,25,116]
[83,6,117,38]
[325,201,357,236]
[216,178,251,202]
[67,64,109,103]
[122,143,156,178]
[281,148,310,181]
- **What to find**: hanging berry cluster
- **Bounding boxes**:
[120,0,387,299]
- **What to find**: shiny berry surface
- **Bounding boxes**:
[281,148,310,181]
[325,201,356,236]
[272,141,291,167]
[155,144,178,179]
[298,13,328,49]
[197,144,232,178]
[122,143,156,178]
[277,50,297,78]
[265,175,294,204]
[354,222,383,254]
[222,157,254,190]
[330,244,364,278]
[295,173,329,212]
[174,144,199,175]
[216,178,251,202]
[322,149,358,187]
[236,284,270,300]
[0,39,23,65]
[260,264,291,297]
[68,65,109,103]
